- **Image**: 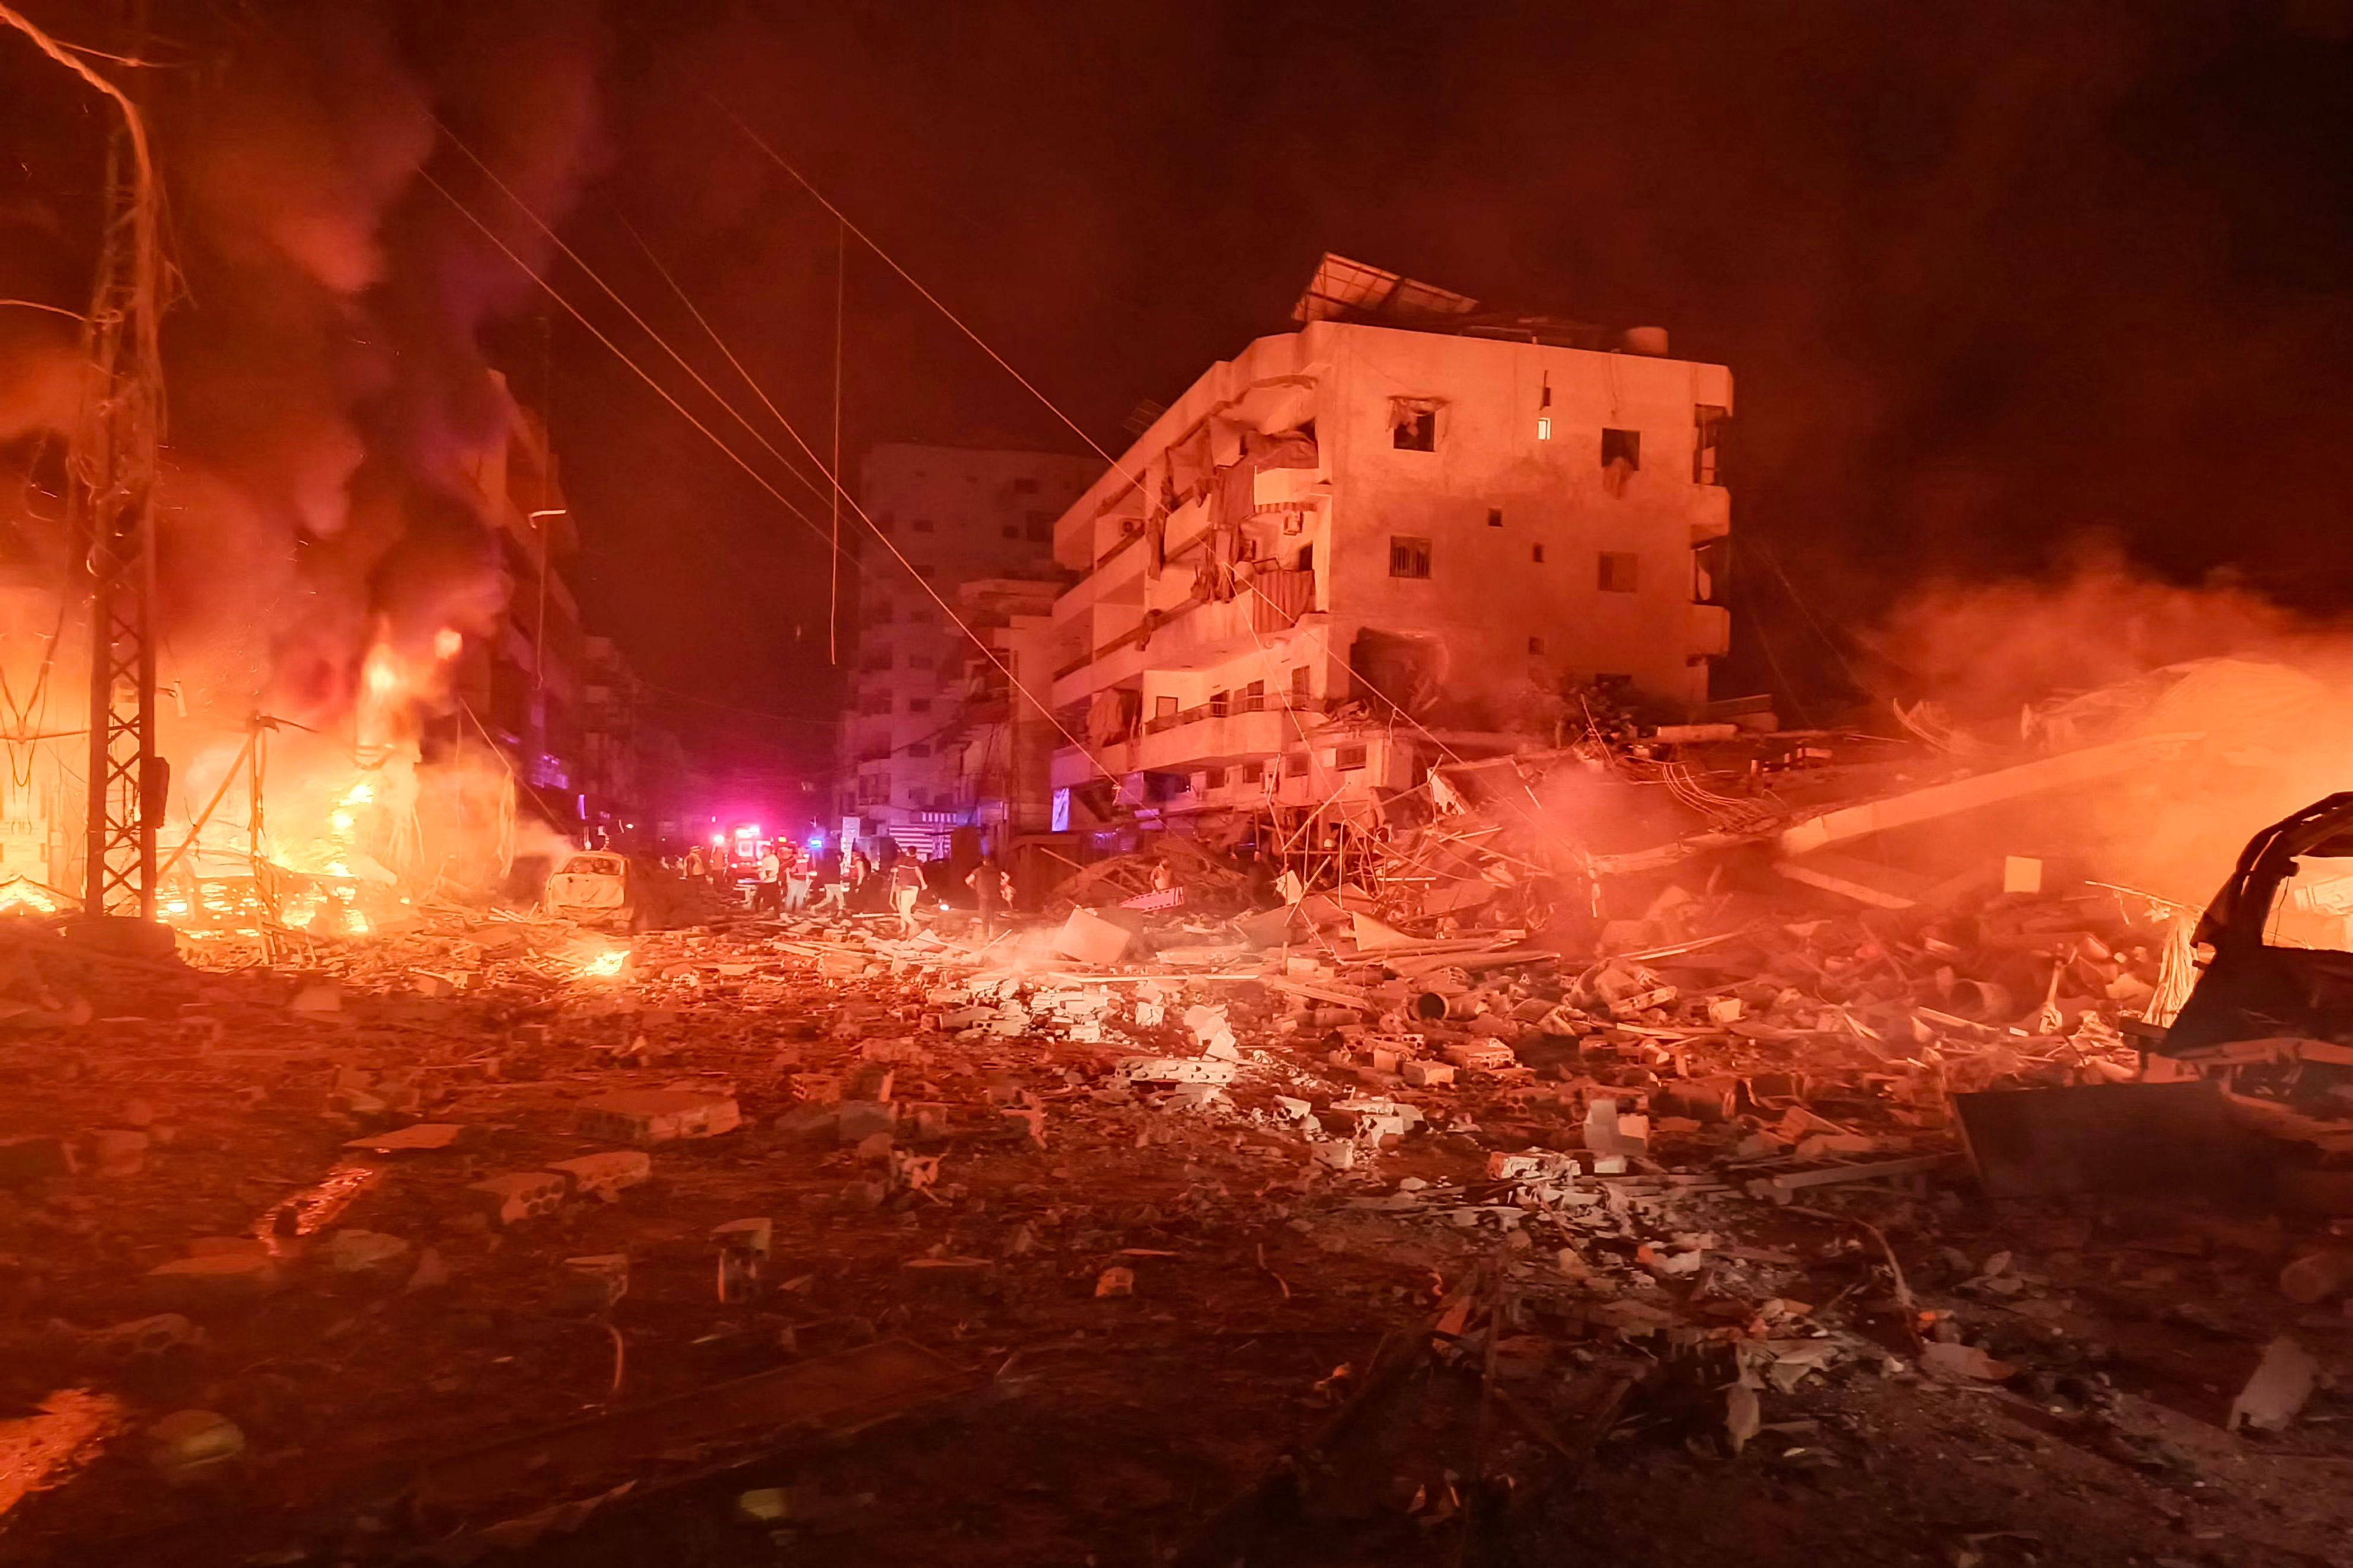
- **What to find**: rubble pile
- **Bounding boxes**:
[13,688,2353,1561]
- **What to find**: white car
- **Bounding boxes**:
[544,852,638,930]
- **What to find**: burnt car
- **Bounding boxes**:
[543,851,640,931]
[2164,792,2353,1054]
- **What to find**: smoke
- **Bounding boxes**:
[1864,551,2353,906]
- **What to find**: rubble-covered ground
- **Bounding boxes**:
[6,876,2353,1568]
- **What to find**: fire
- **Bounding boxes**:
[580,949,628,979]
[433,627,463,660]
[0,879,59,914]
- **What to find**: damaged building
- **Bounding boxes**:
[1045,254,1735,835]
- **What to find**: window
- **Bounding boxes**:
[1013,476,1039,495]
[1334,743,1367,771]
[1389,536,1432,579]
[1536,416,1552,441]
[1528,635,1547,654]
[1390,398,1440,451]
[1531,544,1546,564]
[1285,752,1308,778]
[1694,404,1728,486]
[1243,761,1265,784]
[1487,508,1504,529]
[908,697,932,713]
[1241,680,1265,713]
[1602,429,1641,471]
[1155,695,1178,720]
[1291,665,1311,697]
[913,518,935,534]
[1205,765,1227,789]
[1210,690,1229,718]
[1598,551,1640,593]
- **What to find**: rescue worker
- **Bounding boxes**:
[888,855,926,937]
[684,845,706,880]
[966,856,1008,941]
[784,845,813,912]
[755,843,783,915]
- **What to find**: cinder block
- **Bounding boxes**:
[466,1171,567,1226]
[546,1150,653,1200]
[574,1090,741,1146]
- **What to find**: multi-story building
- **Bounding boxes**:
[940,576,1063,836]
[837,442,1097,857]
[1044,255,1733,829]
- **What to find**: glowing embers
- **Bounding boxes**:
[579,949,629,979]
[252,1163,378,1251]
[0,1390,125,1518]
[0,877,60,913]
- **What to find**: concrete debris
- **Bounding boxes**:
[574,1089,742,1145]
[2228,1337,2319,1432]
[147,1409,244,1483]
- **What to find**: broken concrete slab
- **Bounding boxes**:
[574,1089,742,1146]
[466,1171,567,1227]
[1953,1081,2262,1200]
[1052,908,1132,966]
[546,1151,653,1202]
[2228,1336,2318,1432]
[147,1409,243,1483]
[343,1123,472,1154]
[146,1253,282,1308]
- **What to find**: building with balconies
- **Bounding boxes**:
[837,442,1098,858]
[1045,255,1733,831]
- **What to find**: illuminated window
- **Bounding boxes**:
[1389,536,1432,579]
[1536,417,1552,440]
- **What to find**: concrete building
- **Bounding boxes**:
[838,442,1097,857]
[1045,256,1732,830]
[941,576,1063,836]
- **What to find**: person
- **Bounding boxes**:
[755,844,782,915]
[1240,847,1276,910]
[888,855,926,937]
[1150,857,1174,893]
[684,846,705,880]
[784,845,812,912]
[966,856,1007,941]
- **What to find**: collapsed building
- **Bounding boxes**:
[1041,254,1736,843]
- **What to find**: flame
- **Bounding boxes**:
[580,949,628,979]
[433,627,463,660]
[0,880,59,914]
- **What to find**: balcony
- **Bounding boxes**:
[1249,567,1315,632]
[1053,702,1324,788]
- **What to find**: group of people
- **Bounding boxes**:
[674,839,1008,940]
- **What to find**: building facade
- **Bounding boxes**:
[837,442,1097,856]
[1045,264,1732,829]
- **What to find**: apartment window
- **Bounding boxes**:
[1694,404,1728,486]
[1601,429,1641,471]
[1389,536,1432,579]
[1241,680,1265,713]
[908,697,932,713]
[1333,743,1367,771]
[1290,665,1311,697]
[1389,398,1440,451]
[1598,551,1640,593]
[1536,416,1552,441]
[1531,543,1546,564]
[1243,761,1265,784]
[1528,635,1548,654]
[1209,690,1229,718]
[1205,765,1227,789]
[1155,695,1178,720]
[1013,476,1039,495]
[913,518,935,534]
[1285,752,1308,778]
[1487,508,1504,528]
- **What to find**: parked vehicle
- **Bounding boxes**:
[544,851,639,930]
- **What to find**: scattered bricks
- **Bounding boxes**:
[1707,996,1746,1025]
[1583,1097,1650,1158]
[1443,1040,1519,1072]
[287,982,342,1014]
[908,1103,951,1140]
[1657,1080,1737,1123]
[1093,1264,1136,1298]
[0,1135,75,1187]
[890,1151,942,1193]
[835,1100,898,1144]
[1402,1060,1456,1088]
[853,1131,895,1164]
[1310,1140,1357,1171]
[774,1102,840,1141]
[935,1005,994,1030]
[466,1171,566,1227]
[575,1089,742,1146]
[556,1254,630,1313]
[546,1151,653,1202]
[86,1313,201,1363]
[1002,1107,1047,1147]
[1488,1150,1578,1180]
[88,1129,148,1177]
[148,1410,243,1484]
[411,972,460,999]
[846,1064,895,1102]
[1115,1056,1236,1087]
[147,1253,282,1309]
[324,1230,412,1276]
[1273,1096,1314,1122]
[1167,1084,1225,1112]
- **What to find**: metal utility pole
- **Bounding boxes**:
[0,4,168,922]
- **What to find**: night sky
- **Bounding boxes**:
[10,1,2353,780]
